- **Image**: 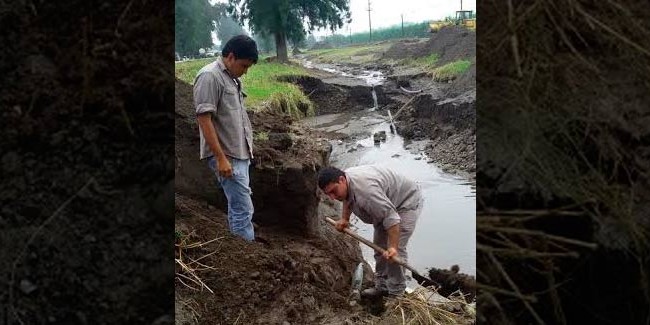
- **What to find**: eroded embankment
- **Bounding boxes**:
[286,65,476,177]
[174,78,375,324]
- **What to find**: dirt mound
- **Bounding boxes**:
[396,91,476,176]
[384,26,475,65]
[1,0,174,323]
[424,26,476,65]
[175,195,374,324]
[278,75,394,115]
[380,38,429,60]
[476,1,650,324]
[427,266,476,302]
[310,41,335,50]
[175,78,333,234]
[447,60,476,97]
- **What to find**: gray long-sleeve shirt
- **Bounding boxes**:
[345,165,422,230]
[193,58,253,160]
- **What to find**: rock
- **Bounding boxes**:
[391,154,401,158]
[19,279,37,294]
[250,271,260,279]
[151,315,174,325]
[414,156,422,160]
[268,133,293,151]
[2,151,20,173]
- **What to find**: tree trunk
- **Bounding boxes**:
[274,31,288,63]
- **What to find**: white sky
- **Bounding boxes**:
[320,0,476,36]
[209,0,476,43]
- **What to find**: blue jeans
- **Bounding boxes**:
[207,156,254,241]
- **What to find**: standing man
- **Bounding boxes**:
[318,165,424,297]
[193,35,258,241]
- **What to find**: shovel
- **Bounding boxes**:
[325,217,441,289]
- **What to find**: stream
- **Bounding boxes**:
[301,58,476,288]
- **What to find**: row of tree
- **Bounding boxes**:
[318,22,431,47]
[176,0,467,61]
[176,0,351,62]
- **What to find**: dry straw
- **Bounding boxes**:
[478,0,650,323]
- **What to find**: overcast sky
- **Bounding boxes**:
[210,0,476,43]
[323,0,476,36]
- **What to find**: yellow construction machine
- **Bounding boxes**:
[429,10,476,32]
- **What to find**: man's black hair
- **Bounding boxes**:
[221,35,258,63]
[318,166,345,189]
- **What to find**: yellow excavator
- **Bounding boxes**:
[429,10,476,32]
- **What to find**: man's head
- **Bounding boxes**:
[318,167,348,201]
[221,35,258,78]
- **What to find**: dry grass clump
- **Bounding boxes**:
[478,0,650,323]
[370,288,475,325]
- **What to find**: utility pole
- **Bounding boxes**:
[401,14,404,37]
[348,25,352,44]
[461,0,463,10]
[367,0,372,43]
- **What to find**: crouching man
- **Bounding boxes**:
[318,165,424,297]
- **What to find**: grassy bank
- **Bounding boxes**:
[175,58,314,117]
[431,59,472,81]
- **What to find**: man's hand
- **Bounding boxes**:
[383,247,398,262]
[217,156,233,178]
[335,218,349,232]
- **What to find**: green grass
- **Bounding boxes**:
[175,58,313,116]
[175,58,214,85]
[431,59,472,81]
[403,53,440,70]
[253,131,269,142]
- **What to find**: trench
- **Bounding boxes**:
[295,60,477,285]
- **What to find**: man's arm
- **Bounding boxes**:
[384,223,400,260]
[335,200,353,231]
[197,114,232,178]
[194,72,232,178]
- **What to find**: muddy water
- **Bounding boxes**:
[305,112,476,282]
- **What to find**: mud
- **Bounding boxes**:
[175,195,378,325]
[426,266,477,303]
[279,75,394,115]
[1,1,175,323]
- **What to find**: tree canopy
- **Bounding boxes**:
[175,0,215,57]
[215,14,249,46]
[228,0,351,62]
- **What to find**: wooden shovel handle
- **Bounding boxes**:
[325,217,416,273]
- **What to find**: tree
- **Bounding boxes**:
[228,0,351,62]
[253,32,276,54]
[175,0,215,57]
[215,15,249,44]
[213,3,248,45]
[305,34,317,49]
